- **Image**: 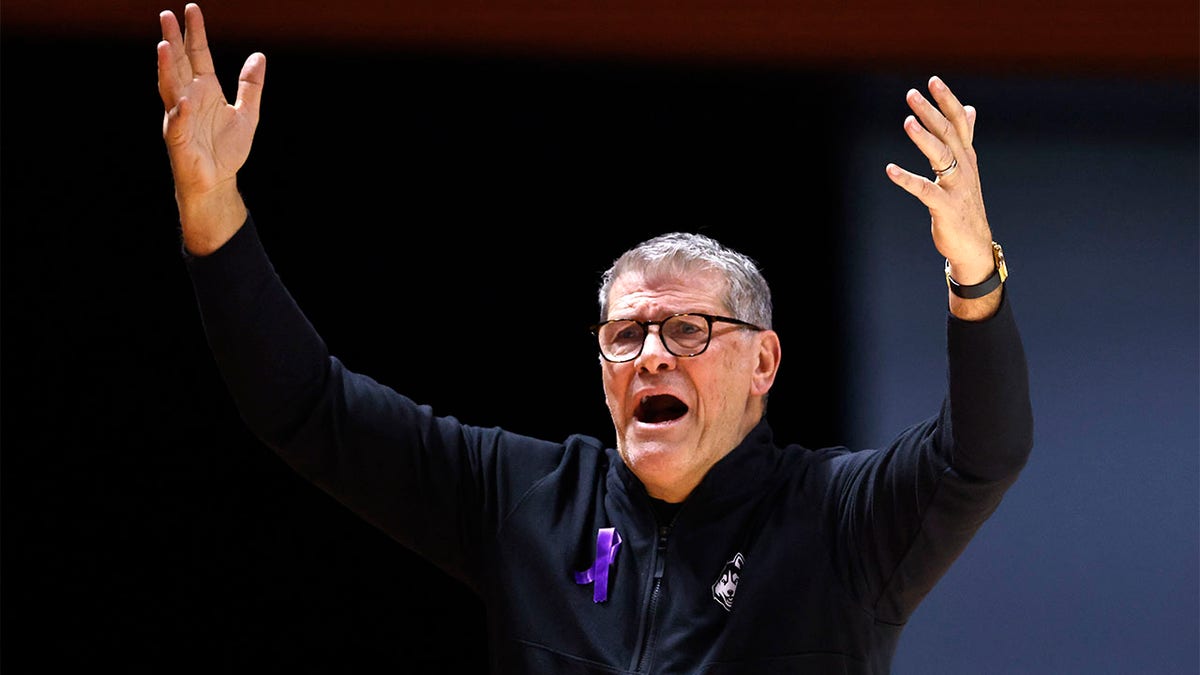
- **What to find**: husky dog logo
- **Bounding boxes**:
[711,552,744,611]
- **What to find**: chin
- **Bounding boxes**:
[620,429,689,471]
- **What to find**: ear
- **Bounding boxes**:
[749,330,781,397]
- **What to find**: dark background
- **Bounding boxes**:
[3,2,1197,673]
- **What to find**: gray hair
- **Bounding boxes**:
[597,232,773,329]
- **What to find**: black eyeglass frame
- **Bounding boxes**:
[589,313,764,363]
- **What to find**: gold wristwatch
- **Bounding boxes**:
[945,241,1008,299]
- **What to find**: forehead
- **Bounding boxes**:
[607,269,728,318]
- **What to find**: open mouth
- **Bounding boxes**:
[634,395,689,424]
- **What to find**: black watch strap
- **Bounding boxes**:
[945,241,1008,299]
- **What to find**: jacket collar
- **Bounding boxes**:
[609,418,782,515]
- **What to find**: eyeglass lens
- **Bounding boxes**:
[598,314,711,360]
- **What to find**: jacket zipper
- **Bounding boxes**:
[634,523,671,673]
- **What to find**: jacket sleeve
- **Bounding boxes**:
[183,214,568,589]
[826,288,1034,624]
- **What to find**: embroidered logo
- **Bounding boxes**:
[574,527,622,603]
[711,552,744,611]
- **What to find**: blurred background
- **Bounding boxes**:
[3,1,1196,673]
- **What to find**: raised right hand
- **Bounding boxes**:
[158,3,265,254]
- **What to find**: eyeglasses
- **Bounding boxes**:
[590,313,764,363]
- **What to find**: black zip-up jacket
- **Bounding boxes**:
[186,215,1033,674]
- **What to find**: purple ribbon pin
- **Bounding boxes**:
[574,527,622,603]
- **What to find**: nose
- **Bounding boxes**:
[635,325,676,372]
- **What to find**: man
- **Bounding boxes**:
[159,4,1033,673]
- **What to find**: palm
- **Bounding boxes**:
[168,73,253,191]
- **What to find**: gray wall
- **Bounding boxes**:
[841,74,1198,674]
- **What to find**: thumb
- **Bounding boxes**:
[233,52,266,126]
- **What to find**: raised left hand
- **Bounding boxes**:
[886,76,996,287]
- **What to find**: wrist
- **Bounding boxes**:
[945,241,1008,320]
[945,241,1007,298]
[176,182,247,256]
[944,249,995,286]
[949,286,1003,321]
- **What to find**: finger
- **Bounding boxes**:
[183,3,216,77]
[885,163,949,210]
[157,39,181,109]
[927,76,972,149]
[159,9,182,45]
[158,10,189,104]
[906,85,969,168]
[234,53,267,126]
[964,105,977,144]
[162,9,197,87]
[902,113,955,176]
